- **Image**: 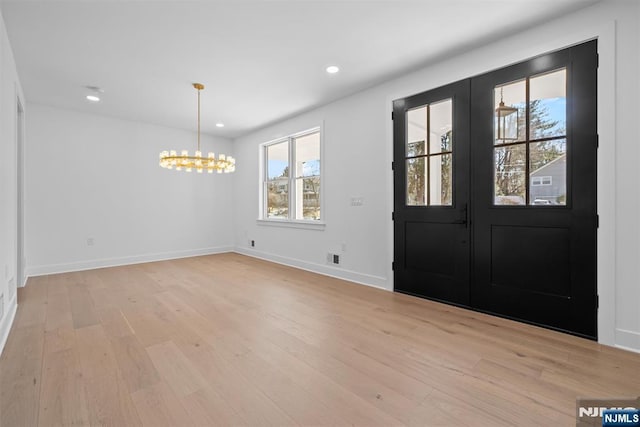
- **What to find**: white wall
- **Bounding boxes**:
[26,104,235,275]
[232,0,640,351]
[0,8,24,353]
[234,101,391,288]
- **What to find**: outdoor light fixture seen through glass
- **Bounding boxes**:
[495,87,519,141]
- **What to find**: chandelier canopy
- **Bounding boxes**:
[159,83,235,174]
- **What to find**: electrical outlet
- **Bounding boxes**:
[327,252,341,265]
[87,237,95,246]
[251,240,255,247]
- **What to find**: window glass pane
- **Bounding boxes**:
[296,177,320,220]
[494,80,526,144]
[267,141,289,179]
[407,106,426,156]
[429,99,452,154]
[266,181,288,218]
[530,69,566,140]
[429,154,452,206]
[530,139,566,205]
[263,128,321,222]
[494,145,526,205]
[294,132,320,178]
[406,157,426,205]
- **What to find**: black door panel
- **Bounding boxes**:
[471,40,597,338]
[393,79,471,306]
[393,40,597,339]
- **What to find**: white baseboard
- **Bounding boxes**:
[26,246,234,277]
[615,328,640,353]
[0,294,17,357]
[234,247,390,291]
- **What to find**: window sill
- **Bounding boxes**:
[256,219,326,231]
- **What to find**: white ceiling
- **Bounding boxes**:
[0,0,598,139]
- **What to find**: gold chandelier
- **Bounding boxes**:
[159,83,235,174]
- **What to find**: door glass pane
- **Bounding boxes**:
[266,181,288,218]
[406,157,426,205]
[267,141,289,179]
[494,80,526,144]
[429,154,452,206]
[407,140,425,157]
[530,139,567,205]
[494,145,526,205]
[406,99,453,207]
[407,106,427,155]
[530,69,566,140]
[294,132,320,177]
[429,99,452,154]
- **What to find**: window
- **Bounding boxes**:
[493,68,567,206]
[262,128,321,223]
[531,176,552,186]
[406,98,453,206]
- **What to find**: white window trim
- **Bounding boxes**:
[256,218,326,230]
[258,125,325,228]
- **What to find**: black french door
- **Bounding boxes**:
[393,80,471,306]
[393,40,598,338]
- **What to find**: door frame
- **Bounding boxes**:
[16,90,26,289]
[385,26,616,346]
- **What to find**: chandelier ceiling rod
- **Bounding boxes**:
[195,82,202,153]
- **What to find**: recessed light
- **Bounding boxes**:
[86,95,100,102]
[326,65,340,74]
[216,123,225,128]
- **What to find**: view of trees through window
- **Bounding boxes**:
[494,69,567,205]
[266,141,289,219]
[406,99,453,206]
[265,130,321,220]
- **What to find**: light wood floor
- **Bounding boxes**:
[1,253,639,426]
